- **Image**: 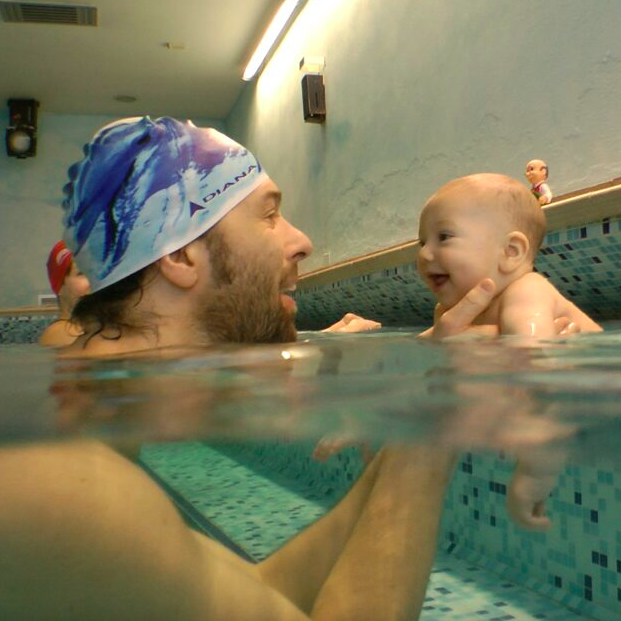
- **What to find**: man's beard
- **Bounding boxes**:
[194,229,298,344]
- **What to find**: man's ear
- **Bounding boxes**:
[158,242,204,289]
[499,231,530,274]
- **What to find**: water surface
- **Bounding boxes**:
[2,326,621,463]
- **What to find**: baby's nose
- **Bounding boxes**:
[417,243,433,262]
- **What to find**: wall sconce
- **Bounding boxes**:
[300,56,325,123]
[6,98,39,158]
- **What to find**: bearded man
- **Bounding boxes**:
[0,117,525,620]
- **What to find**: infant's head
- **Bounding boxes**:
[417,173,546,309]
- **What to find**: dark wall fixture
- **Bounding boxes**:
[301,74,326,123]
[6,98,39,158]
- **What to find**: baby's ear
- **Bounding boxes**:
[499,231,530,274]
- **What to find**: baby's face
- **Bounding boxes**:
[417,188,508,309]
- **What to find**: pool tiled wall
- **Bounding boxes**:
[0,315,56,344]
[444,452,621,621]
[142,439,621,621]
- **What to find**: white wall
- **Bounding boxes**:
[0,112,224,307]
[4,1,621,305]
[226,0,621,271]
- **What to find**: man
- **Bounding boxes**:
[0,117,546,620]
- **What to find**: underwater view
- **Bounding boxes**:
[2,327,621,619]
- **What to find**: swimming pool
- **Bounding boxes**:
[1,329,620,619]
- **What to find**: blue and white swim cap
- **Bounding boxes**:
[62,116,268,292]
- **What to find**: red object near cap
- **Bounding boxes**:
[46,241,72,294]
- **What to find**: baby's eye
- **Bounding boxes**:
[438,232,452,242]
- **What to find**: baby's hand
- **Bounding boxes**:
[507,468,557,531]
[312,435,374,464]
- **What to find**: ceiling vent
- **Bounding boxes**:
[0,2,97,26]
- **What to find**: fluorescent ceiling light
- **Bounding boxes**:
[243,0,305,81]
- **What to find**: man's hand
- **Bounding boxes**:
[419,279,497,339]
[418,279,583,339]
[323,313,382,333]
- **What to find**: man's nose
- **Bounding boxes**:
[284,218,313,262]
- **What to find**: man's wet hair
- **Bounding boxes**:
[71,228,228,340]
[71,265,155,341]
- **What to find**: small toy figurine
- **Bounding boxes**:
[525,159,553,205]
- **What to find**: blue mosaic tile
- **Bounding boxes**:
[140,441,360,561]
[0,315,56,344]
[422,552,588,620]
[442,452,621,620]
[140,441,606,619]
[295,263,434,330]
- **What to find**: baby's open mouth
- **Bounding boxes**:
[429,274,449,289]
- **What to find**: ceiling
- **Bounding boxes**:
[0,0,283,120]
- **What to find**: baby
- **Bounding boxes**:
[417,173,601,338]
[417,173,602,529]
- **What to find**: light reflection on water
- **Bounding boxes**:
[1,326,621,463]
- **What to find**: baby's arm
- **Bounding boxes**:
[499,276,567,528]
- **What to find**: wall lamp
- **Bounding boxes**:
[243,0,308,81]
[300,56,325,123]
[6,98,39,158]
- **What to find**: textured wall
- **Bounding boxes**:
[0,112,224,308]
[226,0,621,272]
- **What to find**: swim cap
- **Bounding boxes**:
[62,117,268,292]
[46,240,72,294]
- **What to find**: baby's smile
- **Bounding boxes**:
[427,272,449,291]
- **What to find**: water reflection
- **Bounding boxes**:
[1,329,620,463]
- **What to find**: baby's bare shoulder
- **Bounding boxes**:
[502,272,555,301]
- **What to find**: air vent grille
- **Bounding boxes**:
[0,2,97,26]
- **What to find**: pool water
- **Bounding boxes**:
[3,328,621,619]
[4,327,621,453]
